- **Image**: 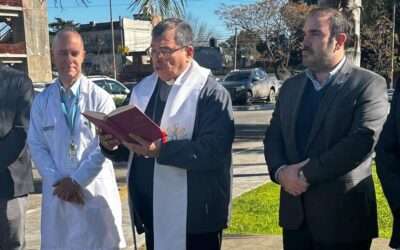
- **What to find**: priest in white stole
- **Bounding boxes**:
[100,18,235,250]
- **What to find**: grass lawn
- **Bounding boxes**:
[226,165,393,238]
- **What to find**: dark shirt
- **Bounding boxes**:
[295,80,326,159]
[130,79,172,230]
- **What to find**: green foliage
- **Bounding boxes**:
[227,165,393,238]
[226,181,281,234]
[52,0,186,18]
[48,17,79,34]
[373,165,393,238]
[361,15,399,80]
[128,0,186,18]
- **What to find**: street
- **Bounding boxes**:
[25,103,275,250]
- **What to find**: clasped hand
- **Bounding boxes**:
[53,177,84,205]
[278,159,309,196]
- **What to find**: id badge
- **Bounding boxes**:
[69,142,78,161]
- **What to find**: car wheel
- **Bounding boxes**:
[268,89,276,103]
[244,91,253,105]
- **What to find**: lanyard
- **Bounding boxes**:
[60,84,80,134]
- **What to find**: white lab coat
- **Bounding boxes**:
[28,76,126,250]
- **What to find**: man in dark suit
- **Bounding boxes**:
[0,64,34,250]
[264,8,388,250]
[376,82,400,250]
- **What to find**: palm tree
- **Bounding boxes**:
[128,0,186,18]
[48,17,80,34]
[52,0,186,26]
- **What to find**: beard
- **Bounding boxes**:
[302,45,335,72]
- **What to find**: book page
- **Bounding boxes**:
[82,111,107,121]
[108,104,136,117]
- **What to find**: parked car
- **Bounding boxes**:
[221,68,280,105]
[88,76,130,107]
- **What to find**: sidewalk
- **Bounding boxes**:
[221,235,390,250]
[25,140,391,249]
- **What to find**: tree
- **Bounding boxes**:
[128,0,186,18]
[185,13,217,46]
[216,0,312,68]
[281,2,314,66]
[216,0,287,64]
[361,15,396,81]
[128,0,186,26]
[228,30,264,67]
[52,0,187,26]
[48,17,79,34]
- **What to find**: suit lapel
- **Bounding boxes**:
[304,60,353,153]
[286,74,308,160]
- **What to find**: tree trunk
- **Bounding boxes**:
[319,0,362,66]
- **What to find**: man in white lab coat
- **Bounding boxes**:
[27,28,126,250]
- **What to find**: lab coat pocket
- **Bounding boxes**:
[41,123,55,143]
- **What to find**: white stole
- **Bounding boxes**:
[129,61,210,250]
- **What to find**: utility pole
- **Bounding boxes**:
[109,0,117,79]
[391,1,397,89]
[234,27,238,70]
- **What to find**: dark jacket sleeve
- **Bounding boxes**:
[101,144,130,162]
[303,74,388,184]
[157,79,235,172]
[0,73,33,172]
[263,84,288,183]
[376,83,400,211]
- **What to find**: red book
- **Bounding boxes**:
[82,105,167,144]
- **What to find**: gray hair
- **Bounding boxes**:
[308,7,352,46]
[52,27,84,51]
[152,18,193,47]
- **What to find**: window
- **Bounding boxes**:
[105,80,126,94]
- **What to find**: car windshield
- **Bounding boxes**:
[224,72,251,82]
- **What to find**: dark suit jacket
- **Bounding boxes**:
[0,65,34,199]
[264,59,388,244]
[376,81,400,248]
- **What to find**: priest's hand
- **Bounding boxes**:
[123,133,162,158]
[278,159,309,196]
[53,177,85,205]
[98,128,120,151]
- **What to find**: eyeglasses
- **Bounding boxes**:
[146,46,187,57]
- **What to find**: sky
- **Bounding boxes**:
[47,0,256,42]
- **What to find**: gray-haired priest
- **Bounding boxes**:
[100,18,234,250]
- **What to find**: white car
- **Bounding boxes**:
[87,76,130,107]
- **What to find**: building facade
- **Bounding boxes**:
[0,0,51,82]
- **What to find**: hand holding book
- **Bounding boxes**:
[122,133,162,158]
[82,105,167,146]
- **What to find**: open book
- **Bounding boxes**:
[82,105,167,144]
